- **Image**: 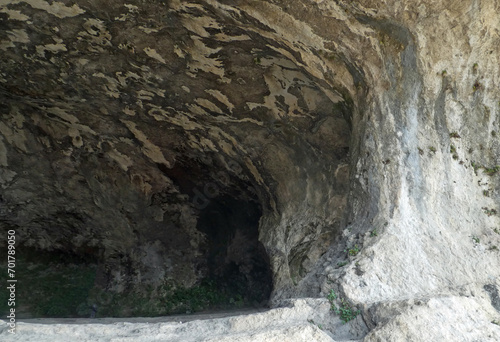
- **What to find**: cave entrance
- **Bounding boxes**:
[196,195,272,307]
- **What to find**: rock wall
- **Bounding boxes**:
[1,0,500,340]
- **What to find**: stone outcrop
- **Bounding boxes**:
[1,0,500,340]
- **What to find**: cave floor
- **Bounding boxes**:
[16,307,270,325]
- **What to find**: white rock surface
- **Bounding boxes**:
[365,294,500,341]
[0,299,365,342]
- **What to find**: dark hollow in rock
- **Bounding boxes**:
[484,284,500,314]
[0,0,355,318]
[196,196,272,306]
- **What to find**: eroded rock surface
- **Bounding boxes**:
[1,0,500,340]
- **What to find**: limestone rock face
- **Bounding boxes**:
[1,0,500,340]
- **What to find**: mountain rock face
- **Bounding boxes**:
[1,0,500,340]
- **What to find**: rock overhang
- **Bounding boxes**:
[1,2,500,341]
[0,0,359,317]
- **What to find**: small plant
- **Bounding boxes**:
[345,245,360,257]
[337,261,348,267]
[327,290,360,324]
[450,145,458,160]
[370,229,378,237]
[494,228,500,235]
[492,320,500,326]
[308,319,323,330]
[473,80,482,91]
[441,70,447,77]
[327,289,337,302]
[472,236,480,244]
[482,207,498,216]
[484,165,500,175]
[489,246,498,251]
[429,146,437,153]
[492,131,497,137]
[483,190,490,197]
[418,147,424,155]
[473,63,478,71]
[253,57,261,65]
[472,163,500,175]
[449,132,461,138]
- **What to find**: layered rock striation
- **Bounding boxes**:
[1,0,500,340]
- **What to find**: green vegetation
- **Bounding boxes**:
[471,162,500,176]
[253,57,261,65]
[472,236,480,244]
[449,132,461,138]
[327,289,337,302]
[327,289,360,324]
[370,229,378,237]
[494,228,500,235]
[482,208,498,217]
[0,250,254,318]
[90,278,249,317]
[441,70,447,77]
[473,63,479,71]
[345,245,360,257]
[449,145,459,159]
[429,146,437,153]
[337,261,348,267]
[418,147,424,155]
[484,165,500,175]
[483,190,490,197]
[307,319,323,330]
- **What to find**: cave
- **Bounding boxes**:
[196,195,272,306]
[0,0,357,319]
[6,2,500,340]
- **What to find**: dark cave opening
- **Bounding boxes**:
[196,195,273,307]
